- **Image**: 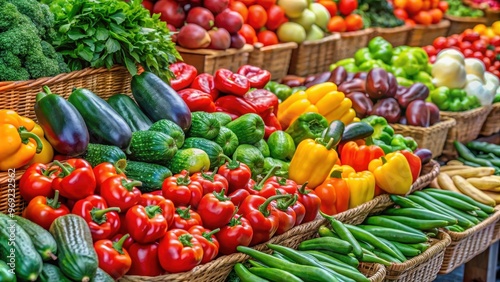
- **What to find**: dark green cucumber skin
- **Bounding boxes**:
[341,122,374,142]
[226,113,265,144]
[129,131,177,163]
[107,94,152,132]
[214,126,239,156]
[0,213,43,281]
[211,112,233,126]
[91,268,115,282]
[182,137,224,170]
[131,72,192,131]
[68,88,132,150]
[0,260,16,282]
[38,264,72,282]
[188,111,221,139]
[149,119,185,148]
[13,215,57,261]
[35,93,89,156]
[49,215,98,281]
[82,143,127,167]
[125,161,172,192]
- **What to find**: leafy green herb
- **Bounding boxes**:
[48,0,180,81]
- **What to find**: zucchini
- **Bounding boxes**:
[149,119,185,148]
[188,111,221,139]
[107,94,152,132]
[91,268,115,282]
[81,143,127,167]
[38,264,72,282]
[322,120,345,147]
[125,161,171,192]
[13,215,57,261]
[0,260,16,282]
[0,213,42,281]
[341,122,374,142]
[68,88,132,150]
[131,71,192,131]
[182,137,225,170]
[211,112,233,126]
[214,126,239,156]
[129,131,177,163]
[50,215,98,282]
[253,139,270,158]
[226,113,265,144]
[167,148,211,174]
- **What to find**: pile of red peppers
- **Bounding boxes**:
[169,62,281,138]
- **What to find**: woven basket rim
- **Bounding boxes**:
[408,160,441,194]
[375,25,412,33]
[175,44,254,56]
[391,116,457,133]
[413,19,451,30]
[360,263,387,282]
[440,105,493,118]
[300,33,341,46]
[334,28,375,38]
[252,42,298,51]
[444,14,488,22]
[446,207,500,241]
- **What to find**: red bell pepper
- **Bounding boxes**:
[93,160,126,194]
[127,242,164,276]
[399,150,422,183]
[296,183,321,223]
[239,194,291,245]
[72,195,121,241]
[139,193,175,227]
[214,69,250,96]
[191,73,220,100]
[162,171,203,208]
[188,225,220,264]
[261,111,282,139]
[270,194,297,235]
[117,213,128,234]
[340,142,385,172]
[197,189,236,230]
[190,167,229,195]
[215,95,257,117]
[171,206,203,230]
[246,166,279,196]
[111,233,134,250]
[125,205,168,244]
[158,229,203,273]
[215,214,253,255]
[19,163,59,202]
[94,234,132,280]
[261,175,298,198]
[101,175,142,212]
[290,198,306,226]
[178,88,216,113]
[228,189,251,208]
[169,62,198,91]
[219,157,252,194]
[23,190,70,230]
[51,159,96,200]
[243,89,279,116]
[237,65,271,89]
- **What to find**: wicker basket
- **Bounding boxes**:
[334,195,385,225]
[439,209,500,274]
[0,66,134,120]
[391,117,457,159]
[175,44,254,75]
[485,8,500,25]
[373,25,413,47]
[406,20,451,47]
[409,160,441,194]
[493,205,500,243]
[441,106,493,158]
[0,170,26,216]
[333,29,375,62]
[480,102,500,136]
[361,263,387,282]
[288,34,341,77]
[248,42,298,81]
[445,15,488,36]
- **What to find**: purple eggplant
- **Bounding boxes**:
[396,83,430,108]
[346,92,373,118]
[406,100,430,127]
[370,98,401,123]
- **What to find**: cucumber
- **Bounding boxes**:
[0,213,42,281]
[38,264,72,282]
[233,144,265,177]
[167,148,211,174]
[0,260,16,282]
[107,94,152,132]
[129,130,177,163]
[91,268,115,282]
[50,214,98,282]
[388,241,422,257]
[82,143,127,167]
[68,88,132,150]
[253,139,270,158]
[125,161,172,192]
[383,208,458,225]
[267,131,296,161]
[364,216,425,236]
[13,215,57,261]
[211,112,233,126]
[214,126,239,156]
[322,120,345,147]
[182,137,225,170]
[226,113,265,144]
[341,122,374,142]
[149,119,185,148]
[356,225,428,244]
[188,111,221,139]
[377,215,449,230]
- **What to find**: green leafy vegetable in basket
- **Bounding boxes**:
[356,0,405,28]
[446,0,484,17]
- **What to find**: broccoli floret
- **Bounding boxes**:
[0,22,40,56]
[0,2,21,31]
[24,47,61,79]
[41,40,69,73]
[8,0,54,39]
[0,51,30,81]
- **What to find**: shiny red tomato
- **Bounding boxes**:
[491,69,500,77]
[494,61,500,68]
[472,40,487,53]
[482,57,492,69]
[433,37,447,49]
[462,48,474,57]
[446,37,459,47]
[240,0,257,5]
[238,23,258,44]
[472,51,484,60]
[429,55,437,63]
[256,0,276,9]
[338,0,358,16]
[422,45,437,57]
[257,30,279,46]
[266,5,287,31]
[247,5,267,29]
[459,41,472,51]
[462,31,481,43]
[490,36,500,47]
[485,49,496,61]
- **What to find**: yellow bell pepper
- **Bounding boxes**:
[289,138,339,189]
[29,124,54,164]
[330,164,356,178]
[345,171,375,209]
[368,152,413,195]
[0,110,43,171]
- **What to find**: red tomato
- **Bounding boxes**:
[428,8,442,24]
[247,5,267,29]
[494,61,500,68]
[230,1,249,23]
[495,46,500,54]
[459,41,472,51]
[327,15,347,32]
[344,13,363,31]
[429,55,437,63]
[257,30,279,46]
[472,40,487,53]
[492,69,500,78]
[433,36,447,49]
[266,5,287,31]
[462,31,481,43]
[405,19,416,26]
[472,51,484,60]
[485,49,496,61]
[446,37,459,47]
[238,23,258,44]
[256,0,276,9]
[462,48,474,57]
[482,57,492,69]
[239,0,256,5]
[394,8,409,20]
[338,0,358,16]
[406,0,423,14]
[414,10,432,25]
[318,0,338,17]
[437,1,448,13]
[490,36,500,47]
[422,45,437,56]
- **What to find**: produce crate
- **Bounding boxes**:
[373,25,413,47]
[391,117,457,158]
[333,28,375,62]
[480,102,500,136]
[248,42,298,81]
[439,209,500,274]
[406,20,451,47]
[0,169,26,216]
[0,66,134,120]
[288,33,340,77]
[441,105,493,158]
[444,14,487,36]
[175,44,254,75]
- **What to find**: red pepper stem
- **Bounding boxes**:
[176,206,192,219]
[145,205,163,219]
[52,160,73,177]
[112,234,130,255]
[330,170,343,179]
[46,190,61,209]
[121,179,142,191]
[91,207,121,224]
[297,182,310,195]
[203,228,220,240]
[177,173,191,186]
[213,189,230,201]
[258,194,291,217]
[18,127,43,153]
[223,155,241,170]
[114,159,127,175]
[325,138,335,150]
[201,167,218,182]
[179,234,193,247]
[254,165,281,191]
[381,157,388,165]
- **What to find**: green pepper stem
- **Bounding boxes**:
[114,159,127,175]
[258,194,291,217]
[297,182,310,195]
[277,194,297,211]
[145,205,163,219]
[253,165,281,191]
[42,85,52,95]
[223,155,241,170]
[213,189,230,201]
[203,228,220,240]
[91,207,121,224]
[112,234,130,255]
[365,137,374,146]
[176,206,191,219]
[381,157,387,165]
[325,138,335,150]
[121,179,142,191]
[52,160,73,177]
[18,127,43,154]
[42,167,59,177]
[201,167,218,182]
[330,170,343,179]
[228,213,243,227]
[46,190,61,209]
[179,234,193,247]
[177,172,191,186]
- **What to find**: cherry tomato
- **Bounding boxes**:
[247,5,267,30]
[482,57,492,69]
[429,55,437,63]
[433,36,447,49]
[462,31,481,43]
[338,0,358,16]
[490,36,500,47]
[344,14,363,31]
[462,48,474,57]
[472,51,484,60]
[459,41,472,51]
[238,23,258,44]
[422,45,437,57]
[485,49,496,61]
[266,5,287,31]
[257,30,279,46]
[446,37,459,48]
[256,0,276,9]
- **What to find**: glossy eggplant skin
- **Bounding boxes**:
[34,87,89,156]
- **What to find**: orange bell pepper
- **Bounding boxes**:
[315,170,350,216]
[340,141,385,172]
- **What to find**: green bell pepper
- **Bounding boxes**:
[253,139,271,158]
[368,36,394,65]
[285,112,329,146]
[396,76,413,87]
[461,96,476,111]
[373,139,395,154]
[430,86,450,111]
[393,46,411,57]
[263,157,289,178]
[413,71,433,84]
[448,99,463,112]
[358,59,388,72]
[362,115,395,145]
[291,86,307,94]
[388,134,416,152]
[265,81,292,102]
[354,48,373,66]
[449,88,467,99]
[344,63,359,73]
[392,50,422,77]
[404,136,418,152]
[493,93,500,103]
[330,58,356,71]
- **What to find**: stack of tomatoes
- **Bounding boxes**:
[391,0,447,26]
[319,0,365,32]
